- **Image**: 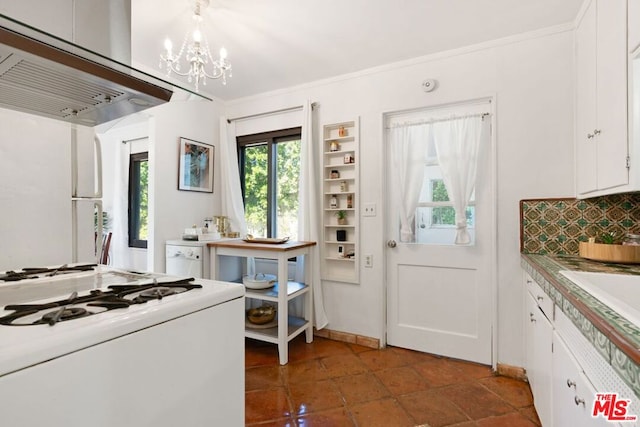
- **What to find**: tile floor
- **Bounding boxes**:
[245,336,541,426]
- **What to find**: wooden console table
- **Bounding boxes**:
[208,239,316,364]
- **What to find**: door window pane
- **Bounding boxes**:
[128,152,148,248]
[242,144,269,237]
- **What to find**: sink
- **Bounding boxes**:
[559,270,640,327]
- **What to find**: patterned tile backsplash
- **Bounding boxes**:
[520,193,640,255]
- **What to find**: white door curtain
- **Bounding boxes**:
[388,112,486,245]
[388,125,429,243]
[297,100,328,329]
[430,115,484,245]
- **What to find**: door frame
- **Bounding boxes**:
[381,95,498,368]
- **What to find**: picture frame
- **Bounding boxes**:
[178,137,214,193]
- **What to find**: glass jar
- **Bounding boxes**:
[623,233,640,246]
[340,181,347,192]
[330,195,338,209]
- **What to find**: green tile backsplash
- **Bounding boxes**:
[520,193,640,255]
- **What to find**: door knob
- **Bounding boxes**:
[387,240,397,248]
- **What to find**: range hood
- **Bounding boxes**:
[0,14,209,126]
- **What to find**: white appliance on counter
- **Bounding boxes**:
[0,264,245,426]
[166,239,210,278]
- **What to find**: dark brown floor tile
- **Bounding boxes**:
[440,383,515,420]
[333,373,390,404]
[413,357,470,387]
[296,407,356,426]
[476,412,538,427]
[350,398,415,427]
[347,342,373,353]
[390,346,441,365]
[245,387,292,424]
[374,366,429,396]
[358,348,407,371]
[479,376,534,408]
[398,390,470,427]
[246,418,296,427]
[288,336,353,362]
[281,359,329,385]
[321,353,370,378]
[288,379,344,415]
[246,365,283,391]
[519,405,542,426]
[447,359,493,380]
[246,339,280,367]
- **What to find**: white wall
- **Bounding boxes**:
[98,99,224,273]
[148,99,224,272]
[224,27,575,367]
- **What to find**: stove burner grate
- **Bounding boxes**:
[0,264,97,282]
[0,277,200,326]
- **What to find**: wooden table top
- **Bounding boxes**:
[207,239,316,252]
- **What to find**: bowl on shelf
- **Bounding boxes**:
[247,305,276,325]
[242,273,277,289]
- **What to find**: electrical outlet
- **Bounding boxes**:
[364,254,373,268]
[363,203,376,217]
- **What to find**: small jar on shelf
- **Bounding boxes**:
[330,195,338,209]
[330,170,340,179]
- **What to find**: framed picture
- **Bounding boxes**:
[178,137,214,192]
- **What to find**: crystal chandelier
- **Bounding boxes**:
[160,0,231,92]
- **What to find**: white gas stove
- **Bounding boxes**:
[0,264,245,426]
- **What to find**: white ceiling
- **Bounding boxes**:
[131,0,585,101]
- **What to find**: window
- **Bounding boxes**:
[128,152,148,248]
[415,145,476,245]
[237,128,301,238]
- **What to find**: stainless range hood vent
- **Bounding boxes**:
[0,14,209,126]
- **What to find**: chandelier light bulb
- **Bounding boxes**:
[159,0,232,92]
[192,28,202,43]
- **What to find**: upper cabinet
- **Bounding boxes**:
[575,0,628,197]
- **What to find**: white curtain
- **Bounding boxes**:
[110,140,130,268]
[219,117,254,275]
[296,100,328,329]
[431,116,484,245]
[388,125,428,242]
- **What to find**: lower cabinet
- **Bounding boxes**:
[552,332,610,427]
[525,282,554,427]
[524,270,635,427]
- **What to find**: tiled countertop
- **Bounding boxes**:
[521,254,640,398]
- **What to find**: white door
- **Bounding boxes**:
[385,103,494,365]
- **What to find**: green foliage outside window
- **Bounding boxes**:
[242,139,300,238]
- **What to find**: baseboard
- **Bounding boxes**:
[497,363,527,382]
[314,328,380,349]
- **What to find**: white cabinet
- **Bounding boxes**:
[524,273,554,427]
[321,119,359,283]
[553,333,611,427]
[575,0,628,196]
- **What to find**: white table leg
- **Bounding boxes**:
[305,250,314,343]
[277,253,288,365]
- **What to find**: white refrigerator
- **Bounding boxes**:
[0,112,101,270]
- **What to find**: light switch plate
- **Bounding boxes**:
[363,203,376,217]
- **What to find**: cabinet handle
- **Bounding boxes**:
[537,295,544,302]
[530,313,536,323]
[526,279,532,284]
[587,133,595,139]
[567,379,576,389]
[574,396,585,407]
[594,129,601,136]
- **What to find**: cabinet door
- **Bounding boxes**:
[630,0,640,54]
[526,294,554,427]
[595,0,629,190]
[553,333,612,427]
[576,0,598,194]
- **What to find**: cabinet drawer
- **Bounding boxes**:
[525,272,553,320]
